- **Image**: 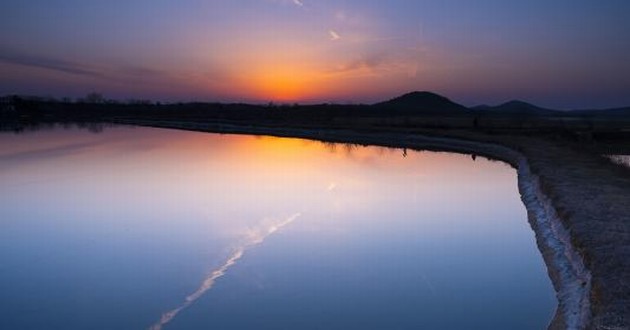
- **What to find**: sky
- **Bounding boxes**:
[1,0,629,109]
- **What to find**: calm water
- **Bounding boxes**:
[0,126,555,329]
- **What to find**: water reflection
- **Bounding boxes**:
[149,213,301,330]
[0,126,555,330]
[0,122,118,135]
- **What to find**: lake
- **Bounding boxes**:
[0,125,555,329]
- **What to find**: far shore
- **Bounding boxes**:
[118,119,630,330]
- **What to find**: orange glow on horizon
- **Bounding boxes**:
[245,64,326,103]
[254,72,305,102]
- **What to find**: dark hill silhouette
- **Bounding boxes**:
[375,91,469,114]
[473,100,559,116]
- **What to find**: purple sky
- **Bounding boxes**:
[1,0,629,108]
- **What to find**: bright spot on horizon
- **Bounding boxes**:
[251,67,313,102]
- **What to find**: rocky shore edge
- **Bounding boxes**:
[120,120,629,329]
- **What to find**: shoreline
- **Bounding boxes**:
[119,120,629,329]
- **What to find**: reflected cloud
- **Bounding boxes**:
[148,213,301,330]
[420,274,437,296]
[0,141,98,169]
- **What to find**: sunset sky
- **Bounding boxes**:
[1,0,629,108]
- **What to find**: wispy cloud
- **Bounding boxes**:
[116,65,166,79]
[327,53,389,74]
[268,0,304,7]
[329,30,341,41]
[0,50,103,78]
[148,213,301,330]
[0,49,180,89]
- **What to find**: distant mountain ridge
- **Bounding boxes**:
[472,100,630,117]
[372,92,630,117]
[3,91,629,117]
[472,100,559,115]
[375,91,469,114]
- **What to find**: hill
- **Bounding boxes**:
[473,100,559,116]
[375,91,469,114]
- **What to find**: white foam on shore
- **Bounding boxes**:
[516,156,591,329]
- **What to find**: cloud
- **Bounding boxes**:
[268,0,303,7]
[148,213,301,330]
[0,50,103,78]
[328,53,388,74]
[325,52,424,81]
[116,65,166,79]
[0,48,182,91]
[329,30,341,41]
[335,11,346,21]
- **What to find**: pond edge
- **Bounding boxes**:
[119,121,595,329]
